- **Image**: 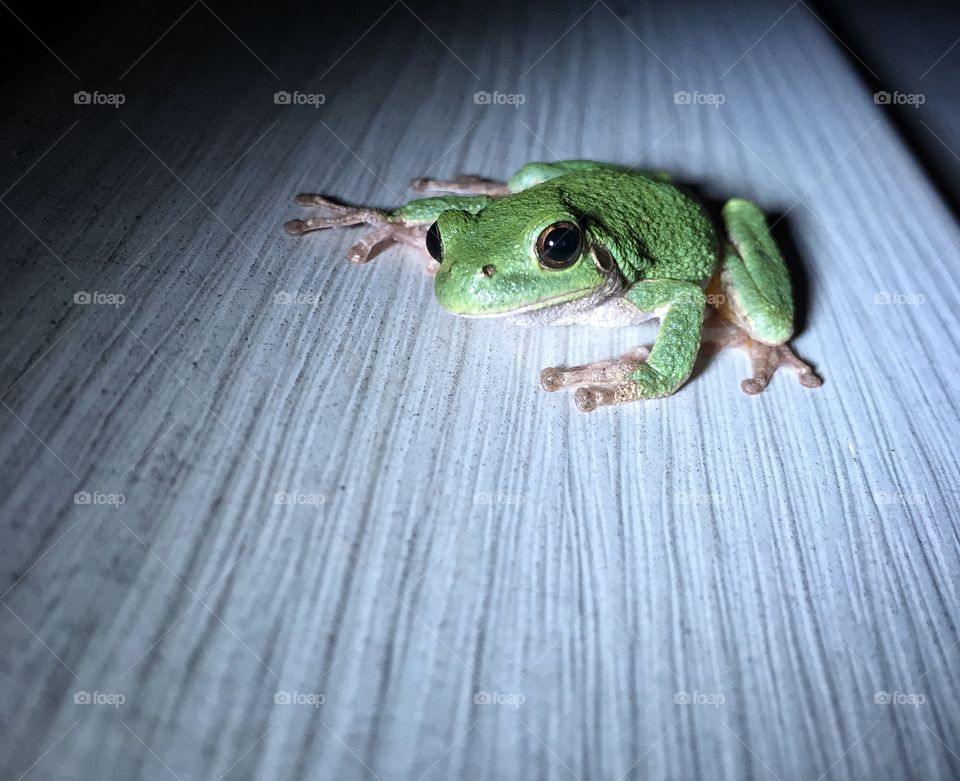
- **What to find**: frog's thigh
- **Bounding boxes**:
[719,198,794,345]
[563,281,705,411]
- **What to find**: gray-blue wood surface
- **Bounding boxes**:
[2,0,959,778]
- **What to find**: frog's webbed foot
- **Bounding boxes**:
[709,327,822,395]
[284,194,436,271]
[740,340,822,395]
[409,175,509,196]
[540,346,654,412]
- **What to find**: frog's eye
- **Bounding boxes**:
[426,222,443,262]
[536,222,582,269]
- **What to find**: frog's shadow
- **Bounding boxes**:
[685,189,813,382]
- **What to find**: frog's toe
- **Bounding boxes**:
[284,219,309,236]
[574,386,616,412]
[573,382,648,412]
[741,377,766,395]
[345,226,393,264]
[540,367,565,392]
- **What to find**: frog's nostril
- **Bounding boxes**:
[481,264,496,278]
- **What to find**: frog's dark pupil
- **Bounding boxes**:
[426,222,443,261]
[544,228,578,259]
[539,223,581,267]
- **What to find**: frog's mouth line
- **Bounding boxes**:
[444,287,597,318]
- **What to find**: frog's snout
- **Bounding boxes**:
[434,255,501,314]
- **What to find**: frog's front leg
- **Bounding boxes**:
[542,281,705,412]
[540,346,652,390]
[284,194,418,265]
[283,193,495,270]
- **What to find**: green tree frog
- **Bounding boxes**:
[284,160,822,411]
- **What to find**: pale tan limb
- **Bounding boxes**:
[540,346,651,392]
[706,325,822,395]
[540,347,661,412]
[284,194,387,235]
[541,323,820,411]
[284,194,434,269]
[409,175,509,196]
[340,223,437,270]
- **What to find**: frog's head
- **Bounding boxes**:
[430,190,617,318]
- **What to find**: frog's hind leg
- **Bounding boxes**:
[716,198,823,393]
[409,175,509,196]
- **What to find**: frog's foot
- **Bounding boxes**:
[540,347,654,411]
[409,175,509,196]
[710,328,822,395]
[740,340,822,395]
[285,194,435,270]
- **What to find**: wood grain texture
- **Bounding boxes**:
[1,0,958,778]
